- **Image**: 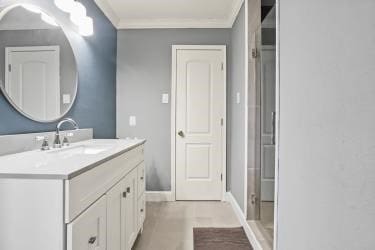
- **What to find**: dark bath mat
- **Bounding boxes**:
[193,227,253,250]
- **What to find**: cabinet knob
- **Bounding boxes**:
[140,176,144,180]
[88,236,96,244]
[140,208,144,212]
[127,187,131,193]
[122,191,127,198]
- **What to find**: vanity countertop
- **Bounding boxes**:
[0,139,146,180]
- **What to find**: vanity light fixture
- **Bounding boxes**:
[69,1,86,25]
[54,0,94,36]
[79,16,94,36]
[54,0,75,13]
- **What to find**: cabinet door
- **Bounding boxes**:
[137,162,145,198]
[121,168,138,250]
[138,194,146,231]
[67,196,107,250]
[107,179,126,250]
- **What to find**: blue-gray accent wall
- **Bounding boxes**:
[0,0,117,138]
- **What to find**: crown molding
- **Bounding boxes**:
[94,0,120,28]
[95,0,244,29]
[117,18,232,29]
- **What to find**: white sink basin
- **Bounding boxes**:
[47,144,114,157]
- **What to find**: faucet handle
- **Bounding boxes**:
[36,136,50,151]
[62,132,74,147]
[35,135,46,142]
[62,137,70,147]
[66,132,74,137]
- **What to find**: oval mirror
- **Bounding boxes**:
[0,4,78,122]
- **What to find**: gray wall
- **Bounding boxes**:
[0,28,76,114]
[0,0,117,138]
[229,3,246,211]
[278,0,375,249]
[117,29,231,191]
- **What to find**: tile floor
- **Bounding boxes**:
[133,201,241,250]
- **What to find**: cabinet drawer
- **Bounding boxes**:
[137,162,145,197]
[67,196,107,250]
[138,194,146,231]
[65,145,144,223]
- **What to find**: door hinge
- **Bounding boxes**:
[221,62,224,71]
[251,48,258,59]
[8,64,11,72]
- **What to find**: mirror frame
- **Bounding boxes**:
[0,3,78,123]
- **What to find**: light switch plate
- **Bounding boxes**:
[162,93,169,104]
[236,92,241,104]
[63,94,71,104]
[129,116,136,127]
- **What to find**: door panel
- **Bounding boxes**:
[5,46,60,120]
[261,46,276,201]
[186,144,211,179]
[175,48,225,201]
[186,61,211,134]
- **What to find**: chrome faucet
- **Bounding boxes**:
[54,118,79,148]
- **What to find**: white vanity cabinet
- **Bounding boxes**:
[106,167,139,250]
[67,196,107,250]
[66,145,145,250]
[0,140,146,250]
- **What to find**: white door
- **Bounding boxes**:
[260,46,276,201]
[175,46,226,201]
[5,46,60,120]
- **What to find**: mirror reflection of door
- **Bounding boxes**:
[0,4,78,122]
[5,46,60,120]
[260,45,276,201]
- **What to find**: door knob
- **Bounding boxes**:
[178,130,185,137]
[88,236,97,244]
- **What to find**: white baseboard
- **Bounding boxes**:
[225,192,263,250]
[146,191,174,202]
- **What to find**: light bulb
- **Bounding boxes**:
[70,1,87,26]
[22,4,41,14]
[79,16,93,36]
[54,0,75,13]
[41,13,59,26]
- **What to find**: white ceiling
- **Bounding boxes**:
[94,0,244,29]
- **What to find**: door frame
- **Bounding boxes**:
[274,0,281,249]
[171,45,227,201]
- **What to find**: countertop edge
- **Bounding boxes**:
[0,139,146,180]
